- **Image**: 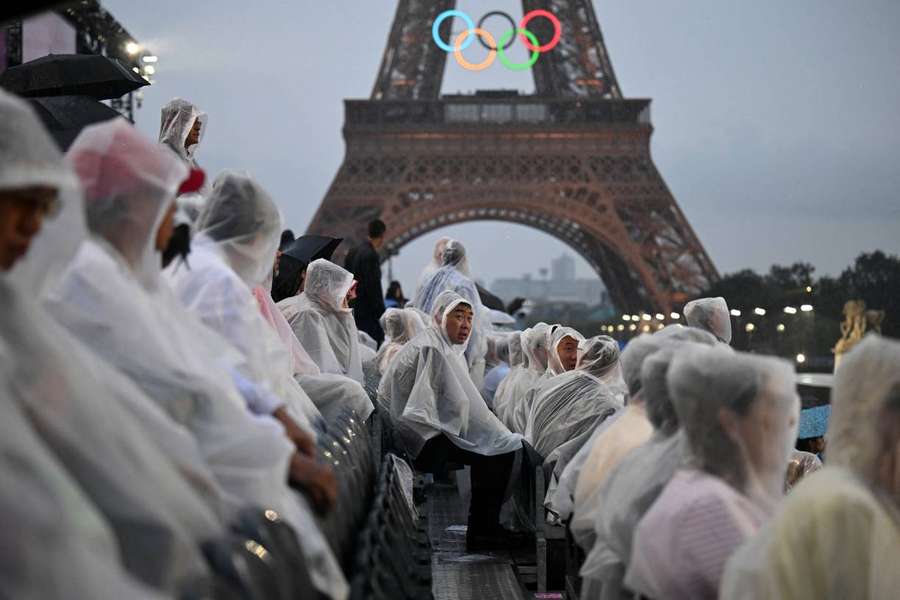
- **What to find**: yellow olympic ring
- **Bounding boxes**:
[453,28,497,72]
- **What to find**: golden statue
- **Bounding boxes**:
[834,300,885,368]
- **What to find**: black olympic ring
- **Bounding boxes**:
[476,11,517,52]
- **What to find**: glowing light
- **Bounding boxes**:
[796,353,806,364]
[622,315,631,321]
[641,314,651,321]
[670,312,680,320]
[655,313,665,321]
[141,55,158,63]
[125,41,141,55]
[642,325,651,333]
[783,306,797,315]
[617,324,625,332]
[730,309,742,317]
[777,323,786,332]
[656,323,665,330]
[628,324,637,331]
[142,65,155,75]
[805,286,813,293]
[745,323,756,332]
[800,304,813,312]
[754,308,766,316]
[132,67,140,73]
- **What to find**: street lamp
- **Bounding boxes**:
[783,306,797,315]
[753,307,766,316]
[670,312,680,320]
[655,313,665,321]
[125,41,141,55]
[777,323,786,332]
[730,309,742,317]
[800,304,813,312]
[796,353,806,364]
[745,323,756,332]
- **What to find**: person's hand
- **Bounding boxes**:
[273,406,316,457]
[289,454,337,514]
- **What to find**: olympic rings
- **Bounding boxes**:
[433,9,562,72]
[453,28,496,72]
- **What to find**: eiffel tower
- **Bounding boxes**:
[306,0,718,313]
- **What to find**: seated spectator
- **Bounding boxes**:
[721,335,900,600]
[626,346,799,600]
[375,307,426,375]
[684,296,733,344]
[385,279,407,308]
[377,290,523,551]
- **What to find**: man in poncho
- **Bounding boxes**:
[378,290,523,550]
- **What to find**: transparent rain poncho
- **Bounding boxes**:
[580,338,715,597]
[413,235,451,298]
[158,98,209,221]
[721,335,900,600]
[570,334,664,548]
[166,172,322,427]
[502,323,553,433]
[375,307,426,374]
[491,331,527,422]
[279,259,365,383]
[377,290,522,458]
[1,93,214,595]
[545,326,586,376]
[524,336,623,460]
[412,240,488,384]
[48,124,346,599]
[684,296,732,344]
[625,346,799,600]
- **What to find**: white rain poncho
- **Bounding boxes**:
[571,334,665,548]
[376,307,426,374]
[684,296,732,344]
[546,326,586,376]
[625,346,799,600]
[491,331,527,422]
[412,240,488,386]
[0,374,165,600]
[501,323,553,433]
[0,93,211,596]
[524,336,623,460]
[413,235,452,298]
[158,98,209,221]
[166,172,321,427]
[377,290,523,458]
[48,123,347,599]
[721,335,900,600]
[580,338,715,598]
[279,259,365,385]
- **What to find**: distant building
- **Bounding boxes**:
[492,253,610,307]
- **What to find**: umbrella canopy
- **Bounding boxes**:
[283,235,342,266]
[26,95,122,151]
[0,54,148,100]
[476,282,506,312]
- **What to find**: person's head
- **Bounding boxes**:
[576,335,621,379]
[280,229,296,251]
[0,186,58,271]
[0,90,84,297]
[303,258,355,313]
[368,219,386,249]
[828,335,900,503]
[620,334,668,403]
[386,280,404,301]
[440,239,471,276]
[684,296,732,344]
[159,98,207,161]
[195,171,282,287]
[380,307,425,344]
[432,237,451,264]
[547,326,585,374]
[508,332,526,368]
[640,338,714,436]
[521,323,552,373]
[668,346,799,501]
[432,290,473,346]
[68,119,187,289]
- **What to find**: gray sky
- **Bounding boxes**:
[106,0,900,297]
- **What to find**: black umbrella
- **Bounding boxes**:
[283,235,343,266]
[0,53,148,100]
[476,282,506,312]
[26,95,121,150]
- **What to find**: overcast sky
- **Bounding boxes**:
[106,0,900,295]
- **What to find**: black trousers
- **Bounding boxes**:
[414,435,516,534]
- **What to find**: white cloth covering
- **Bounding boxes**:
[377,290,522,458]
[279,259,365,385]
[684,296,732,344]
[51,125,346,599]
[501,323,552,434]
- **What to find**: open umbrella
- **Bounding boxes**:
[0,54,148,100]
[283,235,343,266]
[26,95,122,150]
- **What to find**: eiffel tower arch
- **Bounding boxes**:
[306,0,718,313]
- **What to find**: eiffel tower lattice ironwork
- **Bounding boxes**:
[306,0,718,313]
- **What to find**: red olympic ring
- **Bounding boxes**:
[518,10,562,53]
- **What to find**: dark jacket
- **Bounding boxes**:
[345,240,386,344]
